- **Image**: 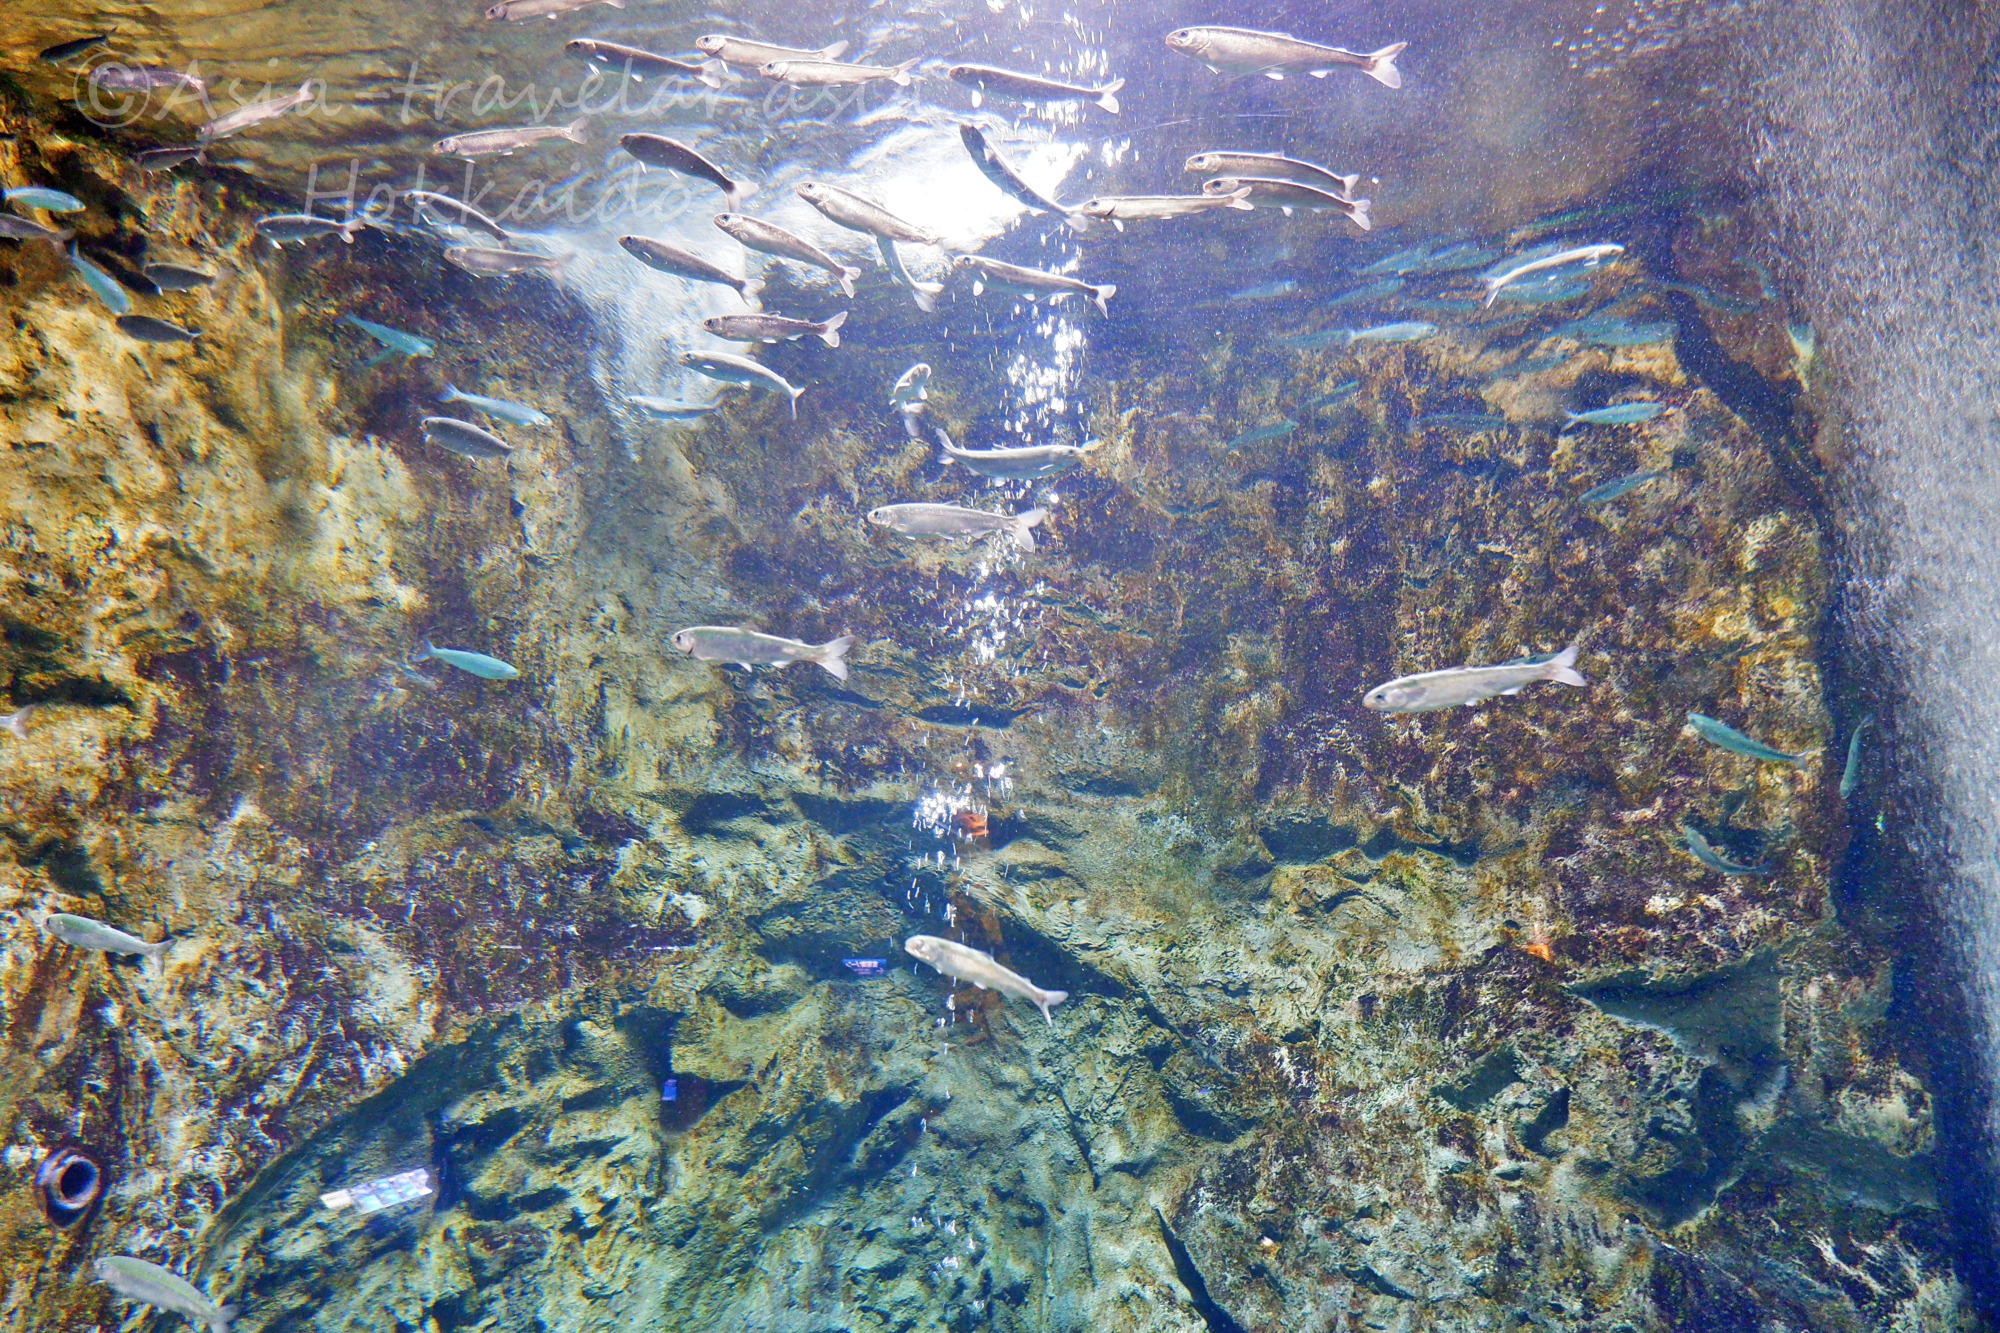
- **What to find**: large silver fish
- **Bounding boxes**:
[434,117,588,158]
[671,626,855,680]
[946,65,1123,113]
[618,134,754,208]
[45,914,169,965]
[444,246,569,277]
[565,39,707,81]
[1363,645,1586,712]
[421,416,511,460]
[0,214,73,244]
[485,0,620,19]
[714,213,861,296]
[703,311,847,347]
[905,935,1069,1025]
[1165,27,1409,88]
[1202,176,1371,229]
[94,1258,234,1333]
[1482,244,1625,307]
[402,189,512,241]
[762,56,919,86]
[867,503,1047,551]
[1076,189,1251,229]
[959,125,1075,217]
[695,35,848,70]
[620,235,761,299]
[1185,150,1361,199]
[197,81,314,143]
[936,428,1092,480]
[953,255,1113,314]
[795,181,941,246]
[679,351,803,416]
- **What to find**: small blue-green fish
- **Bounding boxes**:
[1415,412,1505,432]
[1278,328,1348,351]
[439,384,550,426]
[1404,296,1484,314]
[1686,712,1811,767]
[68,247,131,315]
[1310,379,1361,411]
[1565,401,1663,427]
[1229,419,1297,448]
[1408,242,1499,274]
[1840,714,1873,800]
[6,186,86,213]
[1346,321,1437,345]
[345,315,434,363]
[418,640,519,681]
[1578,468,1669,506]
[1681,825,1769,876]
[1326,277,1405,307]
[1508,352,1570,375]
[1228,279,1299,302]
[1788,320,1817,389]
[1357,243,1437,276]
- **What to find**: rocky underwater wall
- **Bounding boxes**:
[0,89,1988,1333]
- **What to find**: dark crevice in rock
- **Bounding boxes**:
[913,703,1023,728]
[1519,1087,1571,1157]
[1154,1208,1249,1333]
[681,791,779,837]
[1434,1046,1522,1112]
[1255,814,1481,870]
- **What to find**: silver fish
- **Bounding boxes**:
[1481,243,1625,307]
[959,125,1075,217]
[116,315,199,343]
[254,213,367,245]
[1364,645,1586,712]
[134,145,206,172]
[1681,825,1769,876]
[878,237,943,313]
[0,214,73,244]
[626,395,725,421]
[889,363,932,407]
[90,64,210,102]
[1165,27,1409,88]
[1184,151,1359,199]
[45,914,169,964]
[1203,176,1371,229]
[953,255,1114,315]
[618,134,754,209]
[444,246,569,277]
[434,117,588,158]
[762,56,919,86]
[565,39,706,81]
[679,351,804,416]
[1076,189,1252,229]
[197,81,314,143]
[439,384,550,426]
[868,503,1047,551]
[68,248,131,314]
[695,35,848,70]
[620,235,760,299]
[94,1257,234,1333]
[936,428,1092,480]
[704,311,847,347]
[421,416,511,460]
[418,640,519,680]
[714,213,861,296]
[5,186,87,213]
[402,189,511,241]
[1685,712,1810,767]
[905,935,1068,1024]
[671,626,855,680]
[143,262,217,291]
[946,64,1123,113]
[485,0,621,18]
[796,181,941,246]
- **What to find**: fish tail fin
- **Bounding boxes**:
[1347,198,1373,231]
[1097,77,1124,113]
[1092,283,1116,316]
[2,707,32,739]
[816,634,856,681]
[1792,749,1816,769]
[699,59,729,90]
[1335,172,1362,198]
[418,639,437,663]
[1011,507,1047,552]
[818,310,847,347]
[900,405,925,439]
[935,426,957,463]
[1225,186,1254,210]
[838,264,860,296]
[144,938,171,970]
[892,57,922,87]
[565,115,590,143]
[439,384,462,403]
[819,41,851,60]
[788,383,805,418]
[726,180,758,210]
[210,1305,238,1333]
[1546,643,1586,688]
[1037,988,1069,1024]
[741,277,765,303]
[1482,280,1502,308]
[363,347,396,369]
[910,282,940,313]
[1366,42,1409,88]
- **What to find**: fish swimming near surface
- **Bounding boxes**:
[485,0,621,19]
[1680,824,1769,876]
[904,935,1069,1024]
[1494,276,1592,305]
[679,350,805,416]
[143,262,217,291]
[39,33,113,63]
[1578,468,1669,506]
[344,315,434,362]
[1686,712,1811,767]
[695,34,849,73]
[90,64,211,106]
[1564,401,1663,427]
[68,248,131,315]
[565,39,707,81]
[947,65,1124,112]
[890,363,932,407]
[1202,176,1371,228]
[420,416,511,460]
[402,189,512,242]
[618,134,754,208]
[714,213,862,296]
[94,1257,234,1333]
[953,255,1114,315]
[1345,321,1438,345]
[439,385,550,426]
[5,187,87,213]
[936,428,1093,480]
[671,626,856,680]
[1481,243,1625,306]
[625,396,725,421]
[1229,420,1298,447]
[1840,714,1873,799]
[1164,26,1409,88]
[417,640,519,680]
[763,56,921,87]
[796,181,942,247]
[0,214,73,244]
[868,503,1048,551]
[703,311,847,347]
[197,81,315,143]
[1185,151,1360,199]
[135,145,207,172]
[116,315,198,343]
[1076,189,1252,229]
[1364,645,1586,712]
[45,914,169,966]
[620,235,762,300]
[254,213,370,245]
[444,246,570,277]
[433,118,588,158]
[959,125,1074,217]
